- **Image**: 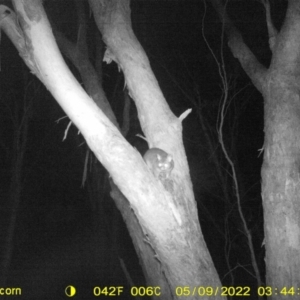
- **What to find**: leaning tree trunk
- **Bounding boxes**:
[0,0,223,299]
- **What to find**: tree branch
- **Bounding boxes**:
[210,0,267,93]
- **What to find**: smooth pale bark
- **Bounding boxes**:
[89,0,222,296]
[0,0,222,298]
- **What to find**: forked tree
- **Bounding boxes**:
[0,1,222,299]
[211,0,300,290]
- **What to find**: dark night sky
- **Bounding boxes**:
[0,0,287,298]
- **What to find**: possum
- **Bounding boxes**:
[143,148,174,180]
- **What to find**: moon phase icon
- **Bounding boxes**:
[65,285,76,297]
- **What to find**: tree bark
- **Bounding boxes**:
[88,1,222,297]
[0,0,225,298]
[211,0,300,288]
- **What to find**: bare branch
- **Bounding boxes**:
[210,0,268,93]
[261,0,277,51]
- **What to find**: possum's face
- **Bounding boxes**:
[143,148,174,179]
[156,153,174,173]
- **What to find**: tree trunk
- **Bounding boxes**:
[0,0,223,298]
[262,73,300,287]
[211,0,300,289]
